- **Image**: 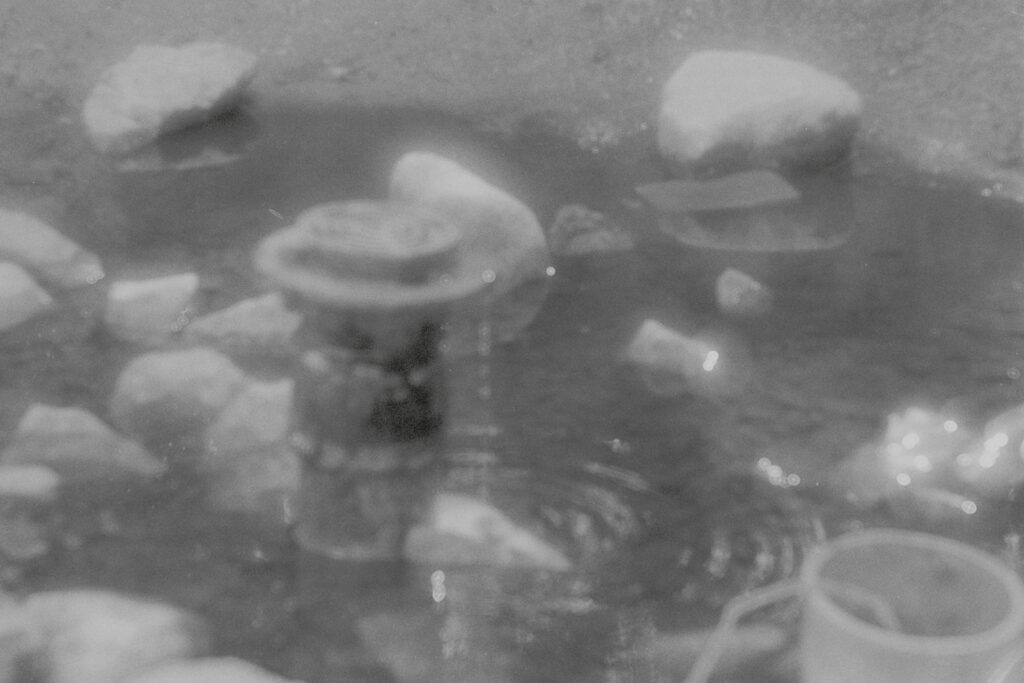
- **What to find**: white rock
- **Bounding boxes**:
[624,319,747,398]
[715,268,773,317]
[0,466,59,505]
[389,152,550,341]
[25,590,207,683]
[183,292,302,353]
[109,348,247,444]
[202,378,299,520]
[83,42,258,155]
[548,204,634,257]
[1,404,165,492]
[0,466,61,562]
[0,597,37,683]
[124,657,301,683]
[0,209,104,290]
[657,50,862,168]
[104,273,199,345]
[0,262,52,333]
[404,492,571,571]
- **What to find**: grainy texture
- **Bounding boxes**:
[0,0,1018,175]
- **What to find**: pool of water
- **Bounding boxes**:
[7,100,1024,681]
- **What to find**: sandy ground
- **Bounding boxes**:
[0,0,1020,195]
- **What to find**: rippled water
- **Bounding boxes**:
[8,101,1024,681]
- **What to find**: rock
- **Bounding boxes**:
[404,492,571,571]
[201,378,298,522]
[124,657,301,683]
[0,466,60,563]
[83,42,258,155]
[0,209,104,290]
[624,320,748,398]
[0,262,52,333]
[657,50,862,170]
[547,204,634,256]
[104,273,199,345]
[715,268,773,317]
[1,404,165,497]
[25,590,208,683]
[182,292,302,355]
[109,348,247,446]
[389,152,551,341]
[0,596,37,683]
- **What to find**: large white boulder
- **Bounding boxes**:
[657,50,862,169]
[389,152,550,341]
[83,42,258,155]
[201,378,299,522]
[0,209,103,290]
[104,273,199,345]
[109,347,247,445]
[24,590,207,683]
[0,262,52,333]
[124,657,301,683]
[1,404,165,495]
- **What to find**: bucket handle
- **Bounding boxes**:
[682,578,902,683]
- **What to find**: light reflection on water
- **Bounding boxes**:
[8,102,1024,681]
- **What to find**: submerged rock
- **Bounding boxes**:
[405,492,571,571]
[0,262,52,333]
[0,596,37,683]
[25,590,208,683]
[0,210,103,290]
[1,404,165,497]
[103,273,199,345]
[389,152,551,341]
[83,42,258,155]
[715,268,773,318]
[624,320,748,398]
[201,378,298,522]
[182,291,302,355]
[548,204,634,257]
[0,466,60,563]
[657,50,862,170]
[109,347,247,446]
[124,657,301,683]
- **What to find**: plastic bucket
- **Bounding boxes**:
[800,529,1024,683]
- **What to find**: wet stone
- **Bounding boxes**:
[182,291,302,355]
[0,465,59,563]
[389,151,551,341]
[123,657,302,683]
[0,404,164,499]
[82,42,258,155]
[657,50,862,170]
[0,262,52,333]
[103,272,199,346]
[548,204,634,257]
[201,378,299,522]
[109,347,247,447]
[404,492,571,571]
[24,590,208,683]
[0,209,103,290]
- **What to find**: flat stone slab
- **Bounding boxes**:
[83,42,258,155]
[657,50,863,170]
